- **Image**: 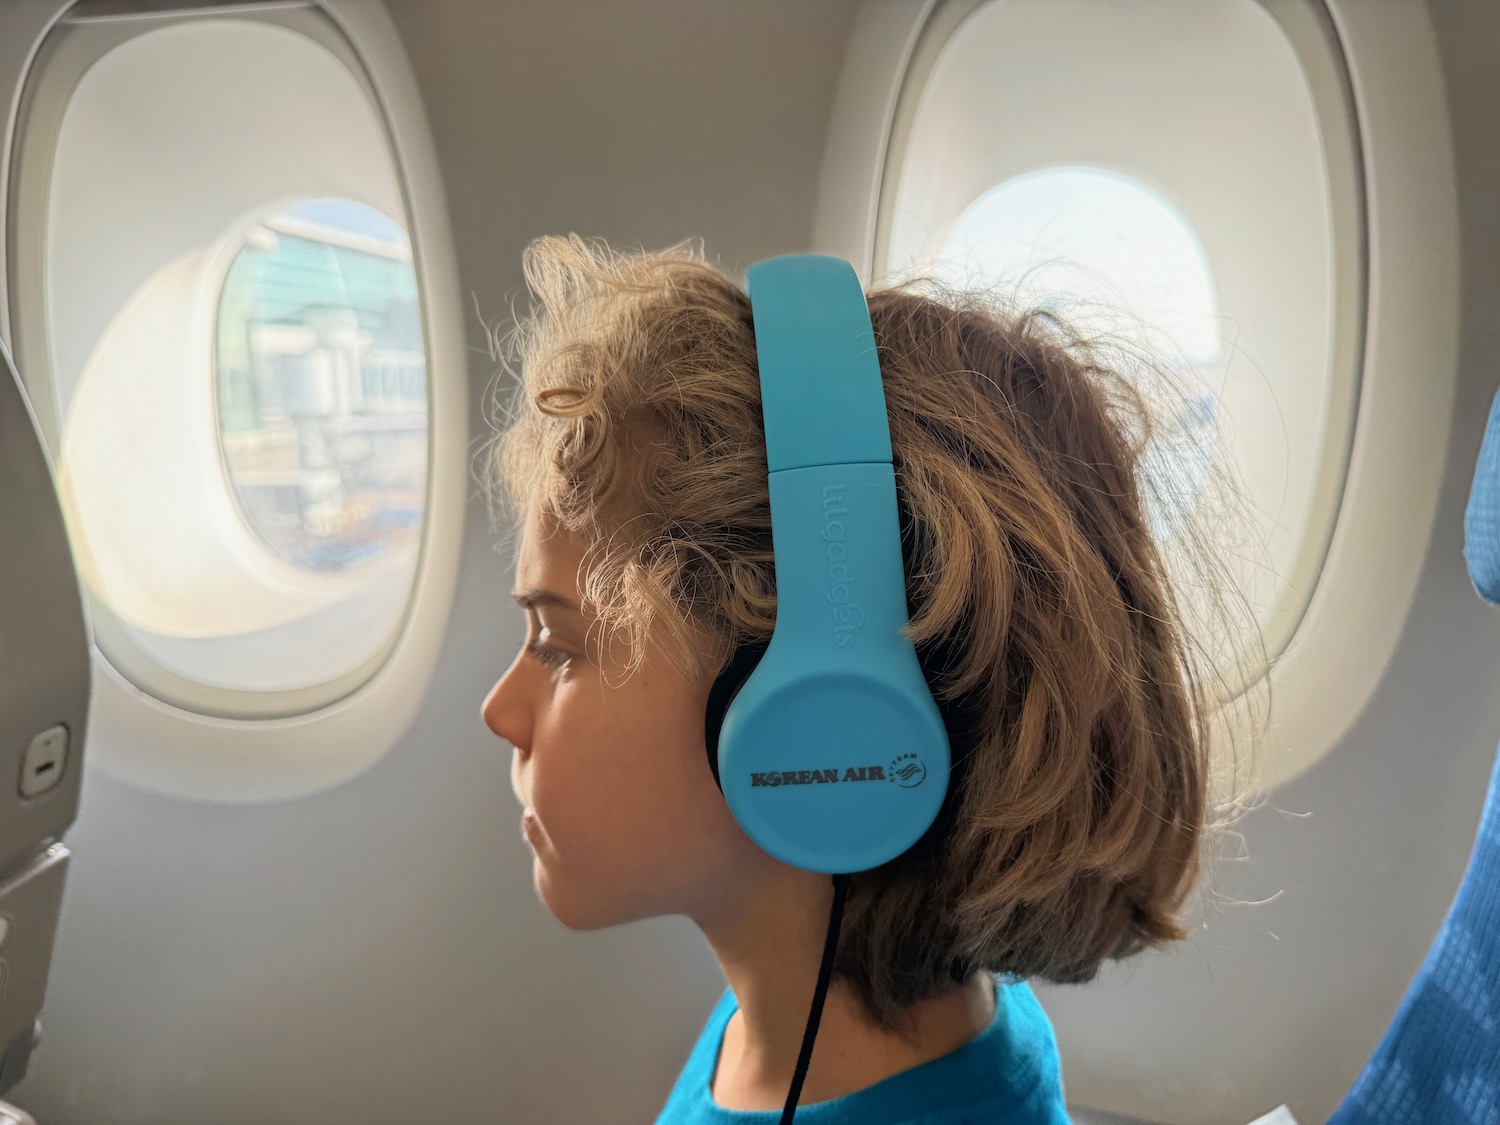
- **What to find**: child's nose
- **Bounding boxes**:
[481,658,530,749]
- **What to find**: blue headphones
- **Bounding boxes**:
[701,253,952,875]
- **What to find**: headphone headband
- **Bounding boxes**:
[745,256,893,472]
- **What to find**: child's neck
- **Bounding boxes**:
[709,972,996,1111]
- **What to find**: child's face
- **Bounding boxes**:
[481,509,767,930]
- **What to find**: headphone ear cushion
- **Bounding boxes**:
[704,637,772,793]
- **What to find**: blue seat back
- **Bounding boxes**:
[1466,390,1500,605]
[1328,388,1500,1123]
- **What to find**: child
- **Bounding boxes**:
[480,234,1229,1122]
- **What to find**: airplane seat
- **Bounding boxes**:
[1466,387,1500,607]
[0,337,91,1118]
[1327,384,1500,1124]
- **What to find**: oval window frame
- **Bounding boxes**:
[3,1,468,802]
[814,0,1460,792]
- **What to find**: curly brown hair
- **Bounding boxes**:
[482,234,1254,1040]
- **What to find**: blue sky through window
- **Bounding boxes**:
[285,198,408,246]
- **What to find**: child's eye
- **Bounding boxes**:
[525,638,570,669]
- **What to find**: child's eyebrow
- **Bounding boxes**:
[510,587,579,613]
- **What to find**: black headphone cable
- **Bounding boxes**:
[779,871,853,1124]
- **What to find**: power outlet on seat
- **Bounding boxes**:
[18,726,68,800]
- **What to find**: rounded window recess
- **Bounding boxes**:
[33,18,438,718]
[903,167,1255,680]
[878,0,1357,708]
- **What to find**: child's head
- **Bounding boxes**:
[481,234,1223,1037]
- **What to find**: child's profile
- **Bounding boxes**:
[478,234,1246,1123]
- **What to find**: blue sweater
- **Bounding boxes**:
[653,975,1070,1124]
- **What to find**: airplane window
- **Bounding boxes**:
[26,19,438,718]
[879,0,1352,700]
[215,199,428,575]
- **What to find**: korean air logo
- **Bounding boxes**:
[889,752,927,788]
[748,753,928,790]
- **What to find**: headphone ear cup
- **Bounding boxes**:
[704,637,771,793]
[719,655,950,874]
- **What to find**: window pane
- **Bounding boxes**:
[216,199,428,573]
[927,166,1223,546]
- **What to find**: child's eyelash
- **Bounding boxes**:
[525,638,569,668]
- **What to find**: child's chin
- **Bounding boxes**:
[548,899,631,932]
[534,868,631,931]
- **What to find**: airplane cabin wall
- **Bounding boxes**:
[2,1,1499,1123]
